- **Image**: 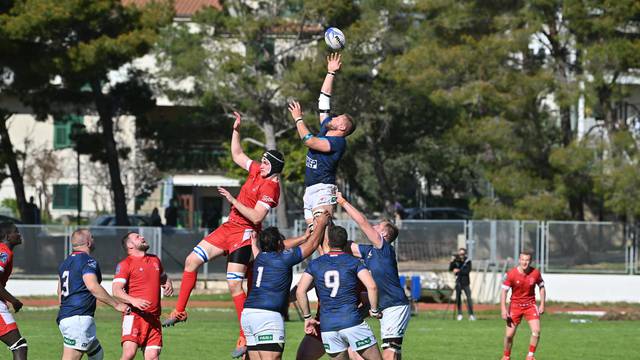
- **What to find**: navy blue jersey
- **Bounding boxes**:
[304,117,347,186]
[244,247,304,315]
[57,252,102,323]
[359,238,409,310]
[305,252,366,332]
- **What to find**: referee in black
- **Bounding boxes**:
[449,247,476,321]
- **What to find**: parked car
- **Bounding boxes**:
[403,207,472,220]
[90,215,152,227]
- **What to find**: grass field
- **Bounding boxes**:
[13,303,637,360]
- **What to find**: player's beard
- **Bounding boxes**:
[137,243,150,251]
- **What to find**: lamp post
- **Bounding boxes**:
[71,122,86,225]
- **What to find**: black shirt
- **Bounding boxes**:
[449,257,472,286]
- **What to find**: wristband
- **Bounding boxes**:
[295,117,303,124]
[303,313,312,320]
[302,133,314,142]
[328,71,336,76]
[370,308,379,315]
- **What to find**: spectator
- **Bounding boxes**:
[165,199,178,227]
[449,247,476,321]
[24,196,40,224]
[150,208,162,227]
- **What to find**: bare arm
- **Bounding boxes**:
[539,286,546,314]
[57,277,62,305]
[112,281,151,311]
[289,101,332,152]
[0,282,21,312]
[160,273,174,296]
[337,192,383,248]
[296,272,319,335]
[218,187,270,225]
[251,230,261,258]
[318,53,342,123]
[348,241,362,258]
[357,269,379,316]
[230,111,252,170]
[83,273,127,311]
[500,288,509,320]
[299,212,330,258]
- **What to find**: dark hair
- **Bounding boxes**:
[328,225,348,250]
[121,231,136,251]
[459,247,467,252]
[381,219,399,243]
[0,222,16,241]
[344,114,356,136]
[520,250,533,258]
[259,227,285,252]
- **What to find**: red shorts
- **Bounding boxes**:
[0,301,18,336]
[203,222,254,254]
[121,313,162,349]
[509,303,540,325]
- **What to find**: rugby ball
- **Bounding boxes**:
[324,27,346,50]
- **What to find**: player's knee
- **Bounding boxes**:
[381,338,403,354]
[532,330,540,337]
[87,340,104,360]
[226,274,245,292]
[8,337,27,352]
[187,247,208,269]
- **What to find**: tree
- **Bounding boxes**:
[1,0,173,225]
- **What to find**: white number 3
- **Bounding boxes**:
[324,270,340,298]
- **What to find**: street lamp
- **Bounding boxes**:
[70,122,86,225]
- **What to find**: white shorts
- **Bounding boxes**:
[241,308,285,346]
[380,305,411,339]
[321,321,377,354]
[58,315,97,351]
[303,183,338,219]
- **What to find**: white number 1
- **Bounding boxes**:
[256,266,264,288]
[324,270,340,297]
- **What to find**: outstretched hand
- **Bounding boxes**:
[218,187,236,205]
[232,111,242,131]
[289,101,304,121]
[327,53,342,73]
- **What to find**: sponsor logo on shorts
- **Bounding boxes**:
[330,196,337,204]
[257,334,273,342]
[355,337,371,348]
[63,337,76,346]
[323,343,330,350]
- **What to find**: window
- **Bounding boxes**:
[53,185,82,210]
[53,115,84,149]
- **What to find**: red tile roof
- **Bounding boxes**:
[123,0,221,17]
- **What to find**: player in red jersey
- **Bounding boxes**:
[164,111,284,358]
[113,232,173,360]
[0,222,27,360]
[500,251,546,360]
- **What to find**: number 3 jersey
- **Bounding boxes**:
[57,252,102,324]
[305,252,367,332]
[244,247,304,316]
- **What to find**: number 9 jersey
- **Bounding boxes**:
[305,252,368,332]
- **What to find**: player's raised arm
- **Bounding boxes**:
[318,53,342,123]
[337,192,383,248]
[298,211,330,258]
[289,101,332,153]
[230,111,252,171]
[218,186,269,225]
[357,268,380,319]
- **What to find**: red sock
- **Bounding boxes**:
[529,344,536,354]
[176,270,197,312]
[503,349,511,357]
[233,292,247,337]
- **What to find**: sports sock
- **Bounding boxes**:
[528,344,536,356]
[233,292,247,338]
[176,270,197,312]
[503,349,511,357]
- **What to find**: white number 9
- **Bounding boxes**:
[324,270,340,298]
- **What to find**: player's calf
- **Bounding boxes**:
[381,338,402,360]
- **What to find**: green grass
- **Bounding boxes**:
[15,307,637,359]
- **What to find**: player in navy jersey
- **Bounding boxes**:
[288,53,356,228]
[241,211,331,360]
[57,229,128,360]
[337,192,409,360]
[296,225,382,360]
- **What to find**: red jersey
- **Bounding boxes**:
[0,243,13,287]
[114,254,164,317]
[228,160,280,230]
[502,267,544,305]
